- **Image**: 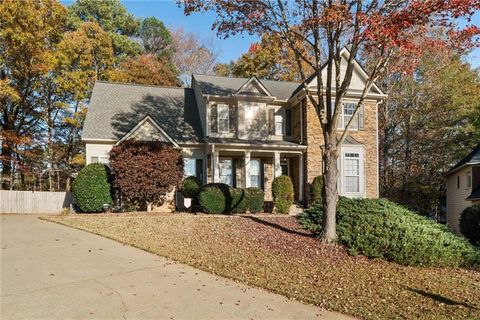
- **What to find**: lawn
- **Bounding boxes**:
[43,213,480,320]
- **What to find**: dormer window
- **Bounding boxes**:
[210,103,236,134]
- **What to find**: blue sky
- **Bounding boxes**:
[63,0,479,68]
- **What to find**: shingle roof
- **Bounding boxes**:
[447,143,480,174]
[82,82,203,144]
[192,74,301,101]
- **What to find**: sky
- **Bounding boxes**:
[62,0,479,68]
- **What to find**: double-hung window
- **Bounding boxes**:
[250,159,261,188]
[217,104,229,133]
[466,171,472,189]
[275,110,284,135]
[344,153,360,193]
[269,108,292,136]
[219,159,233,186]
[331,101,364,130]
[184,158,196,178]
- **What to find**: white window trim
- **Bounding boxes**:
[219,157,233,187]
[280,159,290,176]
[466,170,472,189]
[90,156,109,165]
[275,109,285,136]
[339,145,365,198]
[339,100,359,131]
[183,158,196,178]
[217,103,229,133]
[250,158,261,188]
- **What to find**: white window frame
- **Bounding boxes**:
[338,101,359,130]
[250,158,261,188]
[466,170,472,189]
[339,146,365,198]
[219,158,233,187]
[91,156,109,164]
[217,103,229,133]
[275,109,285,136]
[184,158,196,178]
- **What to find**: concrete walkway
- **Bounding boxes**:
[1,215,353,320]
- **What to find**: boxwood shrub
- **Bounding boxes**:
[460,204,480,246]
[310,175,324,206]
[182,176,201,199]
[199,184,265,214]
[298,197,480,268]
[272,175,294,214]
[72,163,113,213]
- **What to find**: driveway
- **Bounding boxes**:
[1,215,352,320]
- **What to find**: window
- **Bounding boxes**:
[218,104,229,133]
[275,110,284,135]
[91,156,108,164]
[344,153,360,193]
[219,159,233,186]
[269,108,292,136]
[250,159,261,188]
[280,161,289,176]
[457,175,460,189]
[184,158,196,177]
[332,101,364,130]
[210,104,218,133]
[467,171,472,188]
[285,109,292,136]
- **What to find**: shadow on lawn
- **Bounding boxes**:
[240,215,314,238]
[406,287,477,309]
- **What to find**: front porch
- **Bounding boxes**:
[206,144,305,202]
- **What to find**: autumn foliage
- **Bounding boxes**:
[109,140,183,211]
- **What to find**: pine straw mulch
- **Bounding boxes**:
[43,213,480,320]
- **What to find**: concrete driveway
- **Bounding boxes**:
[1,215,352,320]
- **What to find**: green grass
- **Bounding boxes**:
[43,213,480,320]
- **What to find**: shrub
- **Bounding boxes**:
[310,175,324,206]
[246,187,265,213]
[182,176,201,198]
[272,175,294,214]
[72,163,113,213]
[298,197,480,268]
[198,183,231,214]
[460,205,480,246]
[109,141,183,211]
[230,188,248,213]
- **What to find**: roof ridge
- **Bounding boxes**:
[192,73,301,85]
[95,80,188,90]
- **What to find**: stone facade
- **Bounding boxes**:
[303,98,379,199]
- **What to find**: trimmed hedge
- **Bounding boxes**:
[298,197,480,268]
[460,204,480,246]
[198,184,264,214]
[310,175,324,206]
[272,175,294,214]
[182,176,201,198]
[72,163,113,213]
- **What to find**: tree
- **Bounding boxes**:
[67,0,141,60]
[108,54,179,86]
[139,17,173,56]
[171,28,219,85]
[181,0,480,242]
[109,140,184,212]
[1,0,67,189]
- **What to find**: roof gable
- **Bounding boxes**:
[236,76,272,96]
[118,115,179,147]
[447,143,480,174]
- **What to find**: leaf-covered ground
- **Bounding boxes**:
[44,213,480,320]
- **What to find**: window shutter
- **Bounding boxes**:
[285,109,292,136]
[358,103,365,129]
[195,159,203,182]
[268,109,275,135]
[210,104,218,133]
[229,105,236,133]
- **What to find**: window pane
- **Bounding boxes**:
[218,104,229,133]
[281,163,288,176]
[275,111,284,135]
[345,159,359,176]
[285,109,292,136]
[220,159,232,186]
[99,157,109,164]
[91,156,99,163]
[210,104,218,133]
[345,176,359,192]
[184,158,196,177]
[251,175,260,188]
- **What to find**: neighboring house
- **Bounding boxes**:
[82,48,386,206]
[446,143,480,234]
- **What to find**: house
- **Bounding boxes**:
[82,49,386,207]
[446,143,480,234]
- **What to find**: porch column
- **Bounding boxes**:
[212,150,220,183]
[274,151,282,178]
[299,153,304,201]
[244,151,251,188]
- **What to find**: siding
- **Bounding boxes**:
[85,142,114,164]
[446,166,474,234]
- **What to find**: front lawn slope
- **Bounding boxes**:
[44,214,480,320]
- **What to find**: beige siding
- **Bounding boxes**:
[446,166,474,234]
[85,142,114,164]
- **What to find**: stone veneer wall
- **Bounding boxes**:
[303,99,379,199]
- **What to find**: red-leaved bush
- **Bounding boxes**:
[109,140,183,211]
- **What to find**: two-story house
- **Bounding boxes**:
[446,143,480,234]
[82,49,386,205]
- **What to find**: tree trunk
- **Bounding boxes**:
[321,140,339,243]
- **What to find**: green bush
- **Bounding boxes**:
[246,187,264,213]
[72,163,113,213]
[298,197,480,268]
[310,176,324,206]
[460,205,480,246]
[272,175,294,214]
[198,183,231,214]
[182,176,201,198]
[199,184,264,214]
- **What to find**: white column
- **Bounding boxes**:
[212,150,220,183]
[274,151,282,178]
[244,151,251,188]
[299,153,304,201]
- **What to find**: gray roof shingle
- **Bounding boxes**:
[82,82,203,144]
[192,74,301,101]
[447,143,480,174]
